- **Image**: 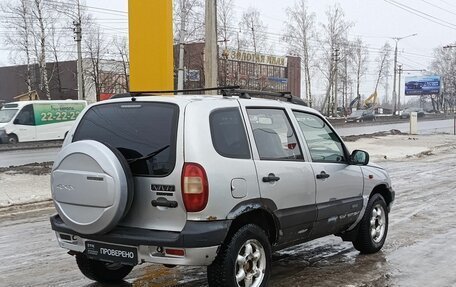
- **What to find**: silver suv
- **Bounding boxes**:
[50,91,394,287]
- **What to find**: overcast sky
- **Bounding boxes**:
[1,0,455,98]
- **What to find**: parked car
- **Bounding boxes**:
[345,109,376,123]
[50,91,394,286]
[400,107,425,119]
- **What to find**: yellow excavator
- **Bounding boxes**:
[349,91,379,110]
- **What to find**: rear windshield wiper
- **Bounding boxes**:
[127,145,170,165]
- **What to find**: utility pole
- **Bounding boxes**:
[333,47,340,116]
[73,0,84,100]
[177,0,186,94]
[397,64,403,112]
[391,33,417,115]
[204,0,218,94]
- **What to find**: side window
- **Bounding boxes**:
[247,108,303,161]
[210,108,250,159]
[293,111,345,163]
[15,104,35,126]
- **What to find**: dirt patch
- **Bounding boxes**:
[0,162,53,175]
[342,129,405,142]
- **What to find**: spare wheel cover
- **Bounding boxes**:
[51,140,133,235]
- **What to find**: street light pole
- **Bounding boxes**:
[391,33,417,115]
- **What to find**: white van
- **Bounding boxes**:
[0,100,87,144]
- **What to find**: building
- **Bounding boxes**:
[0,59,128,104]
[174,43,301,96]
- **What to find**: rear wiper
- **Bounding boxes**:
[127,145,170,165]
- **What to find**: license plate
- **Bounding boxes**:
[85,241,138,266]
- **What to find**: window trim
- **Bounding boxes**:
[73,101,180,178]
[246,107,305,162]
[292,110,350,164]
[209,107,251,160]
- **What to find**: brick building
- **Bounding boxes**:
[174,43,301,96]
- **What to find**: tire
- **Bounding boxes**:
[75,253,133,283]
[352,193,389,254]
[207,224,271,287]
[8,134,18,144]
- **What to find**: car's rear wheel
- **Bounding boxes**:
[207,224,271,287]
[75,253,133,283]
[352,193,389,254]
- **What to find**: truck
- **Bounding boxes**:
[0,100,87,144]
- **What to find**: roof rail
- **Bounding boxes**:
[110,86,307,106]
[110,86,240,101]
[222,88,307,106]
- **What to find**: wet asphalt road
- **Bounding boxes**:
[1,146,456,287]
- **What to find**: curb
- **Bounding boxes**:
[0,141,63,152]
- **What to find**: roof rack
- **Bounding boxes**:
[111,86,241,101]
[110,86,307,106]
[222,88,307,107]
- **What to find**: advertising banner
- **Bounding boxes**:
[405,76,441,96]
[34,103,86,126]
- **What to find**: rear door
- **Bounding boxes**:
[292,111,364,236]
[241,103,316,243]
[72,100,187,232]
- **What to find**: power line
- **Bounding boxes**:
[384,0,456,31]
[418,0,456,17]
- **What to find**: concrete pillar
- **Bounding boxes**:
[410,112,418,135]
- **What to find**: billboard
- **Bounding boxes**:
[405,75,441,96]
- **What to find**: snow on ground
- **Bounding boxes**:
[0,134,455,208]
[346,134,456,162]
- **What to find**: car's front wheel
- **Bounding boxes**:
[207,224,271,287]
[352,193,389,254]
[75,253,133,283]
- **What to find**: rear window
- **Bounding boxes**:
[73,102,179,177]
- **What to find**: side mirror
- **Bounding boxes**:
[350,150,370,165]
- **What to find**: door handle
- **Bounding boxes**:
[152,197,178,208]
[316,171,330,179]
[263,173,280,183]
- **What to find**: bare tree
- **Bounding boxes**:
[83,25,109,101]
[239,8,269,54]
[217,0,236,50]
[1,0,34,92]
[173,0,205,43]
[284,0,316,106]
[113,36,130,92]
[431,47,456,112]
[350,38,369,109]
[319,5,352,115]
[377,42,392,105]
[30,0,51,99]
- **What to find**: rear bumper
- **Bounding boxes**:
[50,214,231,266]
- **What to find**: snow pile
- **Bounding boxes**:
[0,173,50,207]
[346,134,456,162]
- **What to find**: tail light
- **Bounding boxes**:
[181,163,209,212]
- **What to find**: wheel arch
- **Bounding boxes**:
[7,132,19,143]
[226,199,279,245]
[370,184,394,211]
